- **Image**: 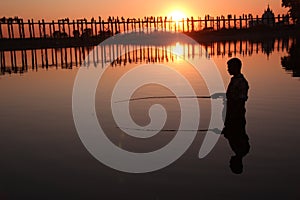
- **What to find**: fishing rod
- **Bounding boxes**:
[114,95,212,103]
[114,93,226,103]
[116,127,222,134]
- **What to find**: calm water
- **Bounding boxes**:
[0,36,299,199]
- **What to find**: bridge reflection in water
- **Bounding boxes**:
[0,37,297,76]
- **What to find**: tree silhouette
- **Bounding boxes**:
[282,0,300,24]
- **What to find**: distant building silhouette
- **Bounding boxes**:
[262,5,275,25]
[249,5,275,27]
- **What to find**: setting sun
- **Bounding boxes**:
[169,10,187,21]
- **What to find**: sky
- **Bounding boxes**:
[1,0,288,21]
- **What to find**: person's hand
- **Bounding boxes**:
[210,128,222,135]
[211,92,226,99]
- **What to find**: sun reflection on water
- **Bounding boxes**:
[171,42,184,59]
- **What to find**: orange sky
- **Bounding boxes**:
[1,0,288,21]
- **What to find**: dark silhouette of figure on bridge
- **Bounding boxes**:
[222,58,250,174]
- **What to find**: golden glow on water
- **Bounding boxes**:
[171,42,185,58]
[0,39,299,197]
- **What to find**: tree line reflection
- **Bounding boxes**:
[0,37,299,77]
[281,36,300,77]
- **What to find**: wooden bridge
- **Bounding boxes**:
[0,14,292,40]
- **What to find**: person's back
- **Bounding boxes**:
[226,73,249,102]
[225,72,249,132]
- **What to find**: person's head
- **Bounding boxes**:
[227,58,242,76]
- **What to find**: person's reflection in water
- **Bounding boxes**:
[221,58,250,174]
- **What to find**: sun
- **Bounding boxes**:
[169,10,187,22]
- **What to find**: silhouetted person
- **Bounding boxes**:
[222,58,250,174]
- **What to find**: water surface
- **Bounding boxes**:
[0,38,299,199]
